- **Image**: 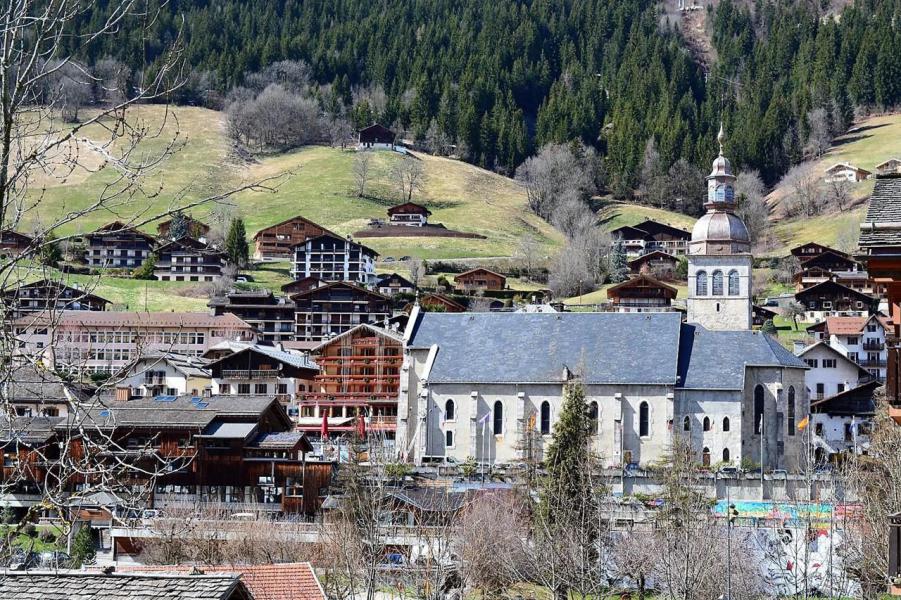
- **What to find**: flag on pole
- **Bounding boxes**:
[797,415,809,431]
[527,413,536,431]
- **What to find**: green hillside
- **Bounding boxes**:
[22,105,561,262]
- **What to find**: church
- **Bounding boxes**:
[397,129,810,471]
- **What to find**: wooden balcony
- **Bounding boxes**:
[220,369,280,380]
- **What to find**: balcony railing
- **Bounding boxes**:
[863,341,885,351]
[220,369,281,380]
[859,359,887,367]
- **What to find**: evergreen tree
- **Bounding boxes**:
[71,525,95,566]
[38,233,62,267]
[543,380,594,508]
[168,211,189,239]
[225,218,249,268]
[609,242,629,283]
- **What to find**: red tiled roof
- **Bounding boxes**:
[824,316,867,335]
[13,311,253,329]
[110,562,326,600]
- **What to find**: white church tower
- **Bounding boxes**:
[686,125,753,330]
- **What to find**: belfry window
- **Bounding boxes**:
[728,270,740,296]
[696,271,708,296]
[712,270,724,295]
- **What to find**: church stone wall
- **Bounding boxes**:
[687,254,753,331]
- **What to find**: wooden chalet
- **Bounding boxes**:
[1,279,109,317]
[206,344,319,407]
[792,242,846,262]
[209,289,296,344]
[628,250,680,280]
[84,221,156,269]
[795,280,878,320]
[154,237,226,282]
[824,162,872,183]
[610,220,690,257]
[375,272,416,296]
[253,215,336,261]
[358,124,395,148]
[454,267,506,293]
[281,276,327,296]
[156,215,210,240]
[0,396,335,521]
[418,293,466,313]
[752,304,779,327]
[299,324,404,439]
[798,249,862,272]
[606,274,677,312]
[387,202,431,227]
[290,281,391,342]
[876,158,901,176]
[0,230,33,259]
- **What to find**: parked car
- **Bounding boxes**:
[8,550,39,571]
[39,551,71,569]
[718,465,739,476]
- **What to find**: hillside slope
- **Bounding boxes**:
[21,106,562,261]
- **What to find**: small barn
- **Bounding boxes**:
[358,124,395,149]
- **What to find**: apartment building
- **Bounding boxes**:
[1,279,109,317]
[290,234,377,285]
[252,215,336,261]
[117,353,212,398]
[209,289,296,344]
[154,237,227,282]
[290,282,391,342]
[84,221,156,269]
[796,341,869,401]
[813,315,890,382]
[13,311,256,373]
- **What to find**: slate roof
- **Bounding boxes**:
[407,312,683,385]
[133,353,211,378]
[250,430,312,451]
[13,311,252,330]
[677,325,807,390]
[112,563,326,600]
[388,488,466,512]
[860,175,901,248]
[1,362,88,403]
[0,572,248,600]
[65,395,282,430]
[207,344,318,372]
[0,416,65,445]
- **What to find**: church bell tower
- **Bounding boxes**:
[686,126,753,331]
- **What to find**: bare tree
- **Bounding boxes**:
[515,233,542,281]
[551,197,596,240]
[515,143,598,222]
[735,169,771,246]
[638,137,667,208]
[0,0,281,566]
[391,156,424,203]
[456,493,524,597]
[405,258,425,289]
[352,151,372,197]
[227,83,325,151]
[804,107,833,159]
[783,163,825,217]
[827,176,853,212]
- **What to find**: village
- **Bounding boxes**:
[2,118,901,598]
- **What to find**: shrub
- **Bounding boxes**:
[23,523,37,538]
[39,529,56,544]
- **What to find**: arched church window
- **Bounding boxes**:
[540,401,551,435]
[588,401,599,434]
[728,270,740,296]
[722,417,730,432]
[703,416,711,432]
[754,385,765,435]
[712,270,724,295]
[787,387,796,437]
[722,447,730,462]
[639,402,649,437]
[696,271,708,296]
[683,416,690,432]
[445,399,455,421]
[702,447,711,466]
[493,401,503,435]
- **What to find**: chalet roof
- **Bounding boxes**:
[791,242,843,257]
[825,162,871,175]
[454,267,506,281]
[631,219,691,239]
[65,395,287,430]
[291,232,378,256]
[610,225,653,240]
[281,276,326,295]
[407,312,683,385]
[156,215,210,233]
[607,274,678,299]
[206,344,319,372]
[1,362,89,404]
[794,280,877,304]
[249,431,314,453]
[823,316,868,335]
[252,214,338,241]
[312,323,403,353]
[627,250,679,267]
[156,236,223,255]
[376,272,415,288]
[13,311,253,330]
[208,289,294,309]
[131,353,211,378]
[0,229,34,244]
[199,421,258,440]
[359,123,394,136]
[876,158,901,169]
[752,305,778,318]
[677,325,807,391]
[860,175,901,248]
[3,279,110,304]
[387,202,432,216]
[810,380,880,416]
[112,563,325,600]
[88,221,156,242]
[288,280,388,302]
[0,416,66,446]
[0,572,249,600]
[419,293,466,312]
[796,341,869,377]
[799,249,859,269]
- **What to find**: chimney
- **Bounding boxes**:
[275,342,284,352]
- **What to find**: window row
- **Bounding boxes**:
[695,270,740,296]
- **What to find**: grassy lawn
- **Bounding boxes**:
[767,205,865,258]
[772,315,811,349]
[596,198,697,233]
[0,524,65,553]
[19,105,562,262]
